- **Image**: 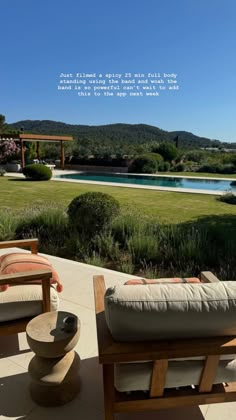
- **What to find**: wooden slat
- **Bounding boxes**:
[42,277,51,312]
[103,364,115,420]
[150,359,168,397]
[98,335,236,364]
[0,269,52,285]
[19,133,73,141]
[20,138,25,168]
[93,276,115,361]
[0,238,38,254]
[0,134,19,140]
[94,275,106,314]
[114,383,236,412]
[199,355,220,392]
[0,317,33,335]
[200,271,220,283]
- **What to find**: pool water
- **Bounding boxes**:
[57,172,236,192]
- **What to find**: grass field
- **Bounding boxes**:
[1,176,236,224]
[1,175,235,279]
[161,172,236,179]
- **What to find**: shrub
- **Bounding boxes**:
[183,160,200,172]
[23,164,52,180]
[0,138,20,163]
[93,233,121,262]
[153,142,178,161]
[128,154,157,173]
[140,261,159,279]
[0,209,18,240]
[117,253,134,274]
[3,204,236,279]
[198,162,236,174]
[146,153,163,165]
[112,213,141,246]
[0,168,6,176]
[184,150,205,163]
[219,164,236,174]
[15,209,69,255]
[67,192,120,237]
[83,251,107,267]
[127,231,159,265]
[222,153,236,165]
[173,163,185,172]
[198,163,221,173]
[218,193,236,205]
[158,161,170,172]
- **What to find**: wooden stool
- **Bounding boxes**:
[26,311,80,406]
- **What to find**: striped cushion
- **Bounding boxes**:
[124,277,201,285]
[0,253,63,292]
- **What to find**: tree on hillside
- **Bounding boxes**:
[184,150,205,163]
[153,142,178,161]
[0,114,7,133]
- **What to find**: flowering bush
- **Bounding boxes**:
[0,138,20,163]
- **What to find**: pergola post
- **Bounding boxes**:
[20,139,25,168]
[60,141,65,170]
[36,141,40,160]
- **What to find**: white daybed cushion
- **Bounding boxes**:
[105,282,236,341]
[0,285,59,322]
[115,359,236,392]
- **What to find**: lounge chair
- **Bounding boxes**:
[94,273,236,420]
[0,238,59,336]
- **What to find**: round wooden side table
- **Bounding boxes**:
[26,311,81,406]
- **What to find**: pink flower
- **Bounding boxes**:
[0,139,20,163]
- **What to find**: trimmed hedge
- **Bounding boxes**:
[23,164,52,180]
[67,192,120,236]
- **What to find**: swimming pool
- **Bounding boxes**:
[57,172,236,193]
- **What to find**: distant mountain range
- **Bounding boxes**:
[9,120,236,149]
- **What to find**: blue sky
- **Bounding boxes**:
[1,0,235,142]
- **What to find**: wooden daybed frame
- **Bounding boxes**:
[0,238,52,336]
[94,273,236,420]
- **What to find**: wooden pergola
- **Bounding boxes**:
[0,133,73,169]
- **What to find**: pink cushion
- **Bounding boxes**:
[0,253,63,292]
[124,277,201,285]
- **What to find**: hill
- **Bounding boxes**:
[8,120,236,150]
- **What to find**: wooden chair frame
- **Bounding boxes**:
[0,238,52,335]
[93,272,236,420]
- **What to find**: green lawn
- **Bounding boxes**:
[1,176,236,224]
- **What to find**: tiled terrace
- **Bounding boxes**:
[0,248,235,420]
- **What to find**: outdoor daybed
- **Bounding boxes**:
[0,238,60,336]
[94,273,236,420]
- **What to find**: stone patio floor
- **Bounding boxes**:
[0,248,236,420]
